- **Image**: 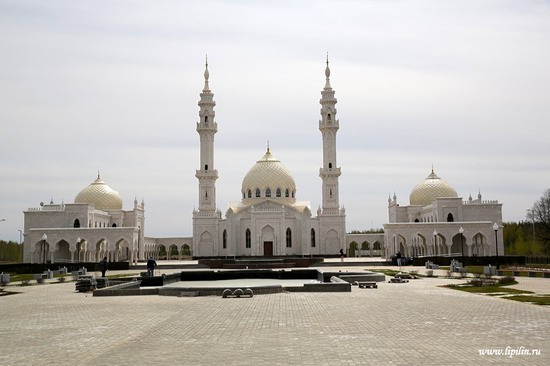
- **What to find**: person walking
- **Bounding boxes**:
[100,256,108,278]
[340,248,345,262]
[396,251,402,271]
[147,257,157,277]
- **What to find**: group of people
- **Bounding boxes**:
[98,256,158,277]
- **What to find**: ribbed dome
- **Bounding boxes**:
[74,174,123,210]
[241,149,296,204]
[409,169,458,206]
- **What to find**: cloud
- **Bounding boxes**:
[1,0,549,241]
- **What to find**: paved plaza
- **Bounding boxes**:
[1,263,549,365]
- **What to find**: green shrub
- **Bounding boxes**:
[497,276,516,285]
[469,278,483,287]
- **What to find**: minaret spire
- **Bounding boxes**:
[203,55,210,92]
[325,52,331,89]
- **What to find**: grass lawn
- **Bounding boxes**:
[442,281,550,306]
[506,295,550,306]
[444,283,530,295]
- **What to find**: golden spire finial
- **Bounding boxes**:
[266,140,270,153]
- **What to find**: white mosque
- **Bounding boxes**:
[22,60,504,264]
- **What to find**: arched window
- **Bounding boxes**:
[266,188,271,197]
[286,228,292,248]
[245,229,251,248]
[310,228,316,247]
[327,113,331,120]
[292,190,295,198]
[285,189,289,198]
[73,219,80,228]
[205,191,208,199]
[329,189,332,197]
[414,219,419,223]
[112,223,117,227]
[243,192,245,199]
[447,213,454,222]
[182,244,191,256]
[256,188,261,198]
[276,188,281,197]
[329,163,332,169]
[223,230,227,249]
[204,116,208,123]
[205,164,208,171]
[248,189,252,198]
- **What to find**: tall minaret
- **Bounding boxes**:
[195,57,218,214]
[319,56,341,214]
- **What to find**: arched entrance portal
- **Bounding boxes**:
[261,225,275,256]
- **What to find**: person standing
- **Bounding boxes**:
[396,251,402,270]
[147,257,157,277]
[100,256,108,278]
[339,248,345,262]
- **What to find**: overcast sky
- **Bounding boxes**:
[1,0,549,243]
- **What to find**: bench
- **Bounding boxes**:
[355,281,377,289]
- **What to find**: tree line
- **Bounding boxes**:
[0,240,23,263]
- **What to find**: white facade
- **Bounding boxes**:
[383,170,504,259]
[192,60,346,257]
[22,175,145,264]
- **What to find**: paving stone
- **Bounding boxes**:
[0,271,548,365]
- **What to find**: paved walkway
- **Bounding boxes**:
[1,266,549,365]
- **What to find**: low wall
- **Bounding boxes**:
[159,285,284,297]
[93,281,159,297]
[338,274,386,283]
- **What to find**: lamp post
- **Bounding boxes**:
[77,237,81,263]
[493,223,499,270]
[459,226,464,267]
[41,233,48,265]
[433,229,437,257]
[528,209,536,257]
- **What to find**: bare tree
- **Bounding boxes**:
[528,189,550,255]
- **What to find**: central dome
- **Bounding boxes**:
[74,174,123,210]
[241,149,296,204]
[409,169,458,206]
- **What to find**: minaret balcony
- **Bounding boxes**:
[196,122,218,131]
[319,167,341,177]
[319,120,339,129]
[195,169,218,179]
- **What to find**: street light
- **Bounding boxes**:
[433,229,438,257]
[493,223,499,270]
[77,237,81,263]
[41,233,47,264]
[528,209,536,257]
[459,226,464,268]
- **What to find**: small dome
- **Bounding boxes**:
[409,169,458,206]
[75,174,123,210]
[241,149,296,204]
